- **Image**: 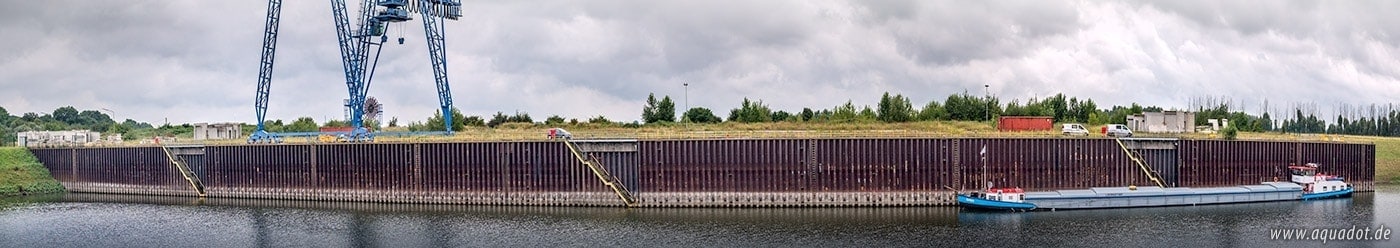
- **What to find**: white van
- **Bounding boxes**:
[1062,124,1089,136]
[1105,124,1133,137]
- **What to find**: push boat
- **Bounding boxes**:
[958,163,1353,211]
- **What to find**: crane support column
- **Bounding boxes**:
[418,0,457,132]
[250,0,282,143]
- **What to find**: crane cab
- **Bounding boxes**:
[375,8,412,23]
[379,0,408,8]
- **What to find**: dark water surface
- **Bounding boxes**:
[2,186,1397,247]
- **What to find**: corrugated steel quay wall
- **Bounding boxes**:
[637,139,955,207]
[29,147,197,196]
[1178,140,1375,192]
[28,138,1375,207]
[200,142,620,206]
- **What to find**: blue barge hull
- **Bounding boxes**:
[956,194,1036,211]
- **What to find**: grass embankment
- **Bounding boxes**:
[1361,137,1400,184]
[0,147,64,197]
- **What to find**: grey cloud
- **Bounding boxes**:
[2,0,1398,125]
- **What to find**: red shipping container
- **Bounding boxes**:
[997,116,1054,131]
[319,127,355,133]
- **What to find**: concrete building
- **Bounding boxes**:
[193,123,243,140]
[1126,111,1196,133]
[16,130,101,147]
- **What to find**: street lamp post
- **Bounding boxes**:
[684,83,690,136]
[984,85,990,123]
[684,83,690,121]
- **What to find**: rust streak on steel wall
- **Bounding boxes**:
[205,145,314,190]
[315,144,412,191]
[31,149,74,183]
[419,141,609,193]
[639,139,806,192]
[811,139,955,192]
[417,141,610,193]
[1298,141,1375,191]
[30,147,188,195]
[957,138,1189,190]
[1177,140,1374,191]
[638,139,955,193]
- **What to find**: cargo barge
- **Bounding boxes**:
[957,163,1354,211]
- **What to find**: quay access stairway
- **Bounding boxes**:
[159,145,206,197]
[1114,138,1167,188]
[560,139,637,207]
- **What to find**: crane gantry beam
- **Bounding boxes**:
[250,0,462,143]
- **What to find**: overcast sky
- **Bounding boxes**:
[2,0,1398,125]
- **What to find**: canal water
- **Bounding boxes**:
[2,186,1396,247]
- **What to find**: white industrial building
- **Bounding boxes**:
[193,123,243,140]
[16,130,101,147]
[1126,111,1196,133]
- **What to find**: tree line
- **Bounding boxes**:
[10,92,1400,145]
[632,91,1400,138]
[0,106,162,145]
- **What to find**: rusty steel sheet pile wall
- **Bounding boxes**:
[810,139,957,192]
[201,142,618,205]
[1177,140,1374,191]
[28,138,1376,207]
[30,147,195,196]
[30,149,74,183]
[639,139,805,192]
[637,139,955,207]
[205,145,313,191]
[421,142,621,193]
[957,138,1157,191]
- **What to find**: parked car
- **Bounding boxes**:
[1061,124,1089,136]
[546,128,572,140]
[1104,124,1133,137]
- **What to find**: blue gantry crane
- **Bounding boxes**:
[250,0,462,143]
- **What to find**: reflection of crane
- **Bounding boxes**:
[250,0,461,143]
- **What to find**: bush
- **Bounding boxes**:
[1222,126,1238,140]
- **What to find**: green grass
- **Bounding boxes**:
[0,147,64,197]
[1370,138,1400,184]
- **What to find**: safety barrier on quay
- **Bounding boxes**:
[28,138,1375,207]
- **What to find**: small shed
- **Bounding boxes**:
[997,116,1054,131]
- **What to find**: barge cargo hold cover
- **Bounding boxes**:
[1024,182,1304,210]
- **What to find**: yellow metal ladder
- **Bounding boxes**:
[562,140,637,207]
[159,146,206,197]
[1114,139,1166,188]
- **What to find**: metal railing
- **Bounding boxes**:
[158,145,206,197]
[561,139,636,206]
[1115,138,1166,188]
